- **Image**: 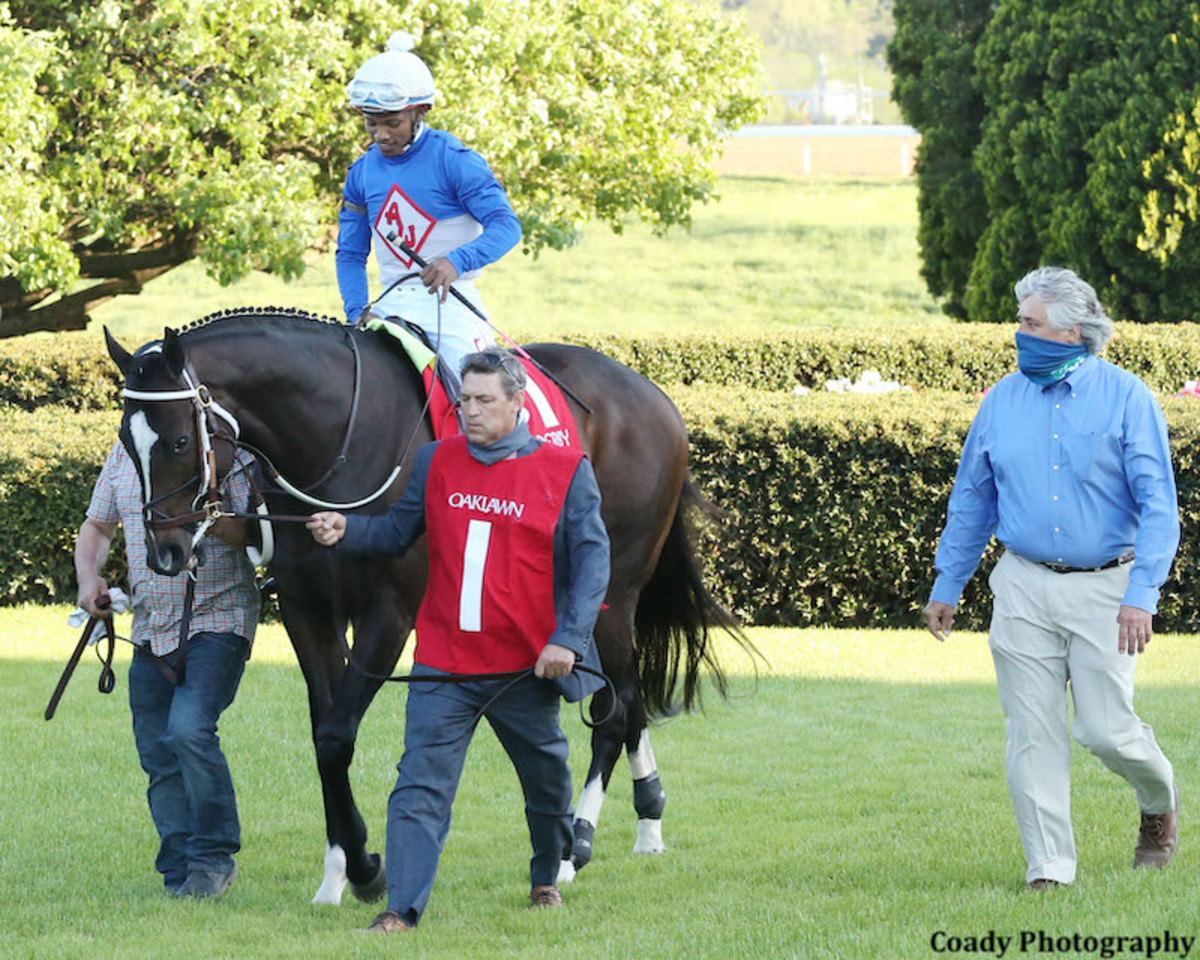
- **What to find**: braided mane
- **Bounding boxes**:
[176,306,343,337]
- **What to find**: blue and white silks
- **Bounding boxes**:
[336,126,522,377]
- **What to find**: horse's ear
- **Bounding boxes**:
[104,327,133,378]
[163,328,185,377]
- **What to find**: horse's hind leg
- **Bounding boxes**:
[561,599,642,882]
[626,709,667,855]
[564,673,665,877]
[561,676,631,883]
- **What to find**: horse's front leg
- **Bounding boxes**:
[320,594,413,904]
[280,579,405,906]
[279,594,377,904]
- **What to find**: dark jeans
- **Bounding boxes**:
[385,666,574,926]
[129,631,248,889]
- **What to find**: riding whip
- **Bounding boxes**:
[391,238,593,414]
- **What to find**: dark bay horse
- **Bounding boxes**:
[104,308,742,904]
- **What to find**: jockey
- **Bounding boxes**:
[336,30,523,399]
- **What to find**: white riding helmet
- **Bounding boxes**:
[346,31,436,114]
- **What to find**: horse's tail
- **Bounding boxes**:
[633,477,753,718]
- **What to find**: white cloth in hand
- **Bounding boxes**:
[67,588,132,645]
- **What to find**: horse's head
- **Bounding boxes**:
[106,327,241,576]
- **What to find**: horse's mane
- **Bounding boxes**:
[176,306,343,339]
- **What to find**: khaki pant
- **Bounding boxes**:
[987,551,1175,884]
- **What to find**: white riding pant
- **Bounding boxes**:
[377,279,495,387]
[987,550,1175,885]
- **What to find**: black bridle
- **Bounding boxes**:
[107,327,616,726]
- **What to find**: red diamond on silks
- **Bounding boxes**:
[374,185,436,266]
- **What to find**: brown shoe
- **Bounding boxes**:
[530,884,563,908]
[363,910,413,933]
[1027,879,1064,891]
[1134,785,1180,869]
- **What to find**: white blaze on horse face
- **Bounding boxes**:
[576,773,605,828]
[128,411,159,502]
[628,729,659,781]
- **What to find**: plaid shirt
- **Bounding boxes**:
[87,442,260,655]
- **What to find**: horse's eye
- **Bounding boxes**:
[172,436,190,454]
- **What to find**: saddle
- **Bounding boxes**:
[363,318,581,447]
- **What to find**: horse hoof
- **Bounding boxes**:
[632,818,666,855]
[556,859,577,885]
[311,843,349,905]
[350,854,387,903]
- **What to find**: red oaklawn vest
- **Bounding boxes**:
[415,436,584,674]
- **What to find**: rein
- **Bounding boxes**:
[125,326,404,533]
[116,324,615,727]
[45,609,116,720]
[317,549,618,730]
[45,575,200,716]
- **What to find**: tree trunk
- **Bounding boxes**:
[0,235,197,339]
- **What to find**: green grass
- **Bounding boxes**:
[86,176,943,349]
[6,608,1199,959]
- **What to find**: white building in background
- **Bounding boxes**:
[816,80,873,125]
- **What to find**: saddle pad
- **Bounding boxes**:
[364,318,580,448]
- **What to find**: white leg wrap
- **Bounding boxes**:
[576,774,606,827]
[311,844,348,905]
[633,818,666,855]
[557,859,578,884]
[628,730,658,781]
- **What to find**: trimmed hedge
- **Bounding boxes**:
[0,335,122,411]
[674,387,1200,633]
[0,405,124,603]
[10,324,1200,412]
[6,392,1200,635]
[560,323,1200,395]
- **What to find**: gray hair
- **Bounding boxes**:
[1013,266,1113,355]
[459,346,527,396]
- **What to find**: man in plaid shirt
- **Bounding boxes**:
[74,441,260,899]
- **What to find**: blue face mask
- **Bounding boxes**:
[1015,332,1088,385]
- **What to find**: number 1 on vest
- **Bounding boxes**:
[459,519,491,632]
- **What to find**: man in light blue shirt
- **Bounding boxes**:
[923,266,1180,890]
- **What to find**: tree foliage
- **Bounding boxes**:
[887,0,991,319]
[0,0,763,337]
[891,1,1200,321]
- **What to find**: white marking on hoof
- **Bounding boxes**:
[576,774,606,827]
[311,844,348,905]
[556,859,577,885]
[628,730,659,781]
[633,818,666,855]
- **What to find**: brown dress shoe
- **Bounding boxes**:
[363,910,413,933]
[530,884,563,908]
[1134,785,1180,869]
[1027,879,1064,891]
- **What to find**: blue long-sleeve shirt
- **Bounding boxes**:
[339,437,610,699]
[930,356,1179,613]
[336,127,522,321]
